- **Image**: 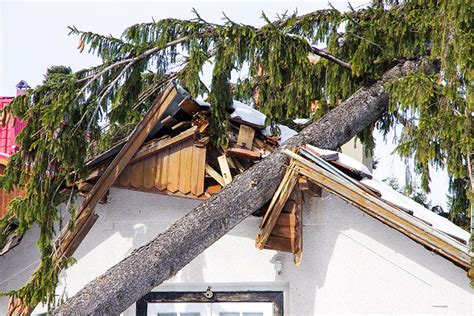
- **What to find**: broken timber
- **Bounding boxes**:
[283,149,470,268]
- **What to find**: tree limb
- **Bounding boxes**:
[310,45,352,71]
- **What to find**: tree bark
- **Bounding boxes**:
[53,59,425,315]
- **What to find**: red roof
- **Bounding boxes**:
[0,97,26,160]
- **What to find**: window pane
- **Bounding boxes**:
[157,313,177,316]
[243,313,264,316]
[181,313,201,316]
[219,313,239,316]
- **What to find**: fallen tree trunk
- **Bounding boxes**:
[53,59,425,315]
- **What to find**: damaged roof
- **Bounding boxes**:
[1,82,470,272]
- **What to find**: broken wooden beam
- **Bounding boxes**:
[256,160,299,249]
[227,147,261,160]
[205,164,226,187]
[217,155,233,186]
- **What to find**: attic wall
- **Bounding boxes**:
[0,188,471,315]
[115,138,206,198]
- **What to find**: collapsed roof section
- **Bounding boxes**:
[256,146,470,269]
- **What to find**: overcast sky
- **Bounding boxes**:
[0,0,450,208]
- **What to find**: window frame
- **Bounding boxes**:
[136,291,284,316]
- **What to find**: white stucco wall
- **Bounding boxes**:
[0,187,472,315]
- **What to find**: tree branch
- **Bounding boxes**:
[310,45,352,71]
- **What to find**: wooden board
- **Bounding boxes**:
[161,115,179,127]
[171,121,192,131]
[256,161,299,249]
[205,184,221,195]
[118,165,132,187]
[167,143,182,192]
[276,212,296,227]
[205,164,225,187]
[143,155,157,189]
[294,186,303,265]
[190,145,206,196]
[178,139,194,194]
[263,236,293,252]
[237,124,256,149]
[180,99,202,115]
[217,155,232,186]
[131,160,144,188]
[227,147,261,160]
[270,225,294,238]
[155,147,170,191]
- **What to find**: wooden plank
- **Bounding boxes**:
[155,147,169,190]
[171,121,192,131]
[55,83,178,259]
[178,139,194,194]
[167,142,182,192]
[260,161,298,227]
[236,124,255,149]
[118,165,131,187]
[294,186,303,265]
[217,155,232,186]
[179,99,202,115]
[263,236,293,252]
[161,115,179,127]
[227,147,261,160]
[205,164,225,187]
[205,184,222,195]
[276,212,296,227]
[190,145,206,196]
[270,225,293,238]
[131,160,144,188]
[143,155,157,189]
[129,126,196,164]
[256,161,299,249]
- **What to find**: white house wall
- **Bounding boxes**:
[0,188,472,315]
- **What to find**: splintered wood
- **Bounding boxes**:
[217,155,233,186]
[85,98,279,201]
[256,159,304,264]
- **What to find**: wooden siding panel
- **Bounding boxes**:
[118,165,131,187]
[131,160,144,188]
[190,145,206,196]
[143,155,157,189]
[167,143,182,192]
[178,139,193,194]
[155,148,169,191]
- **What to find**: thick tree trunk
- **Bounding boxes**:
[53,60,424,315]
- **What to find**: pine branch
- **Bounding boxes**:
[310,45,352,70]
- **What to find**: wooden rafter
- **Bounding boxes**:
[56,83,179,258]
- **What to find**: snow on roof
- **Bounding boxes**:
[361,178,470,244]
[195,98,297,144]
[306,145,372,178]
[293,118,310,125]
[304,145,468,245]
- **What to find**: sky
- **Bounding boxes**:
[0,0,450,208]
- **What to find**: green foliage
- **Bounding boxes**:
[1,0,473,309]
